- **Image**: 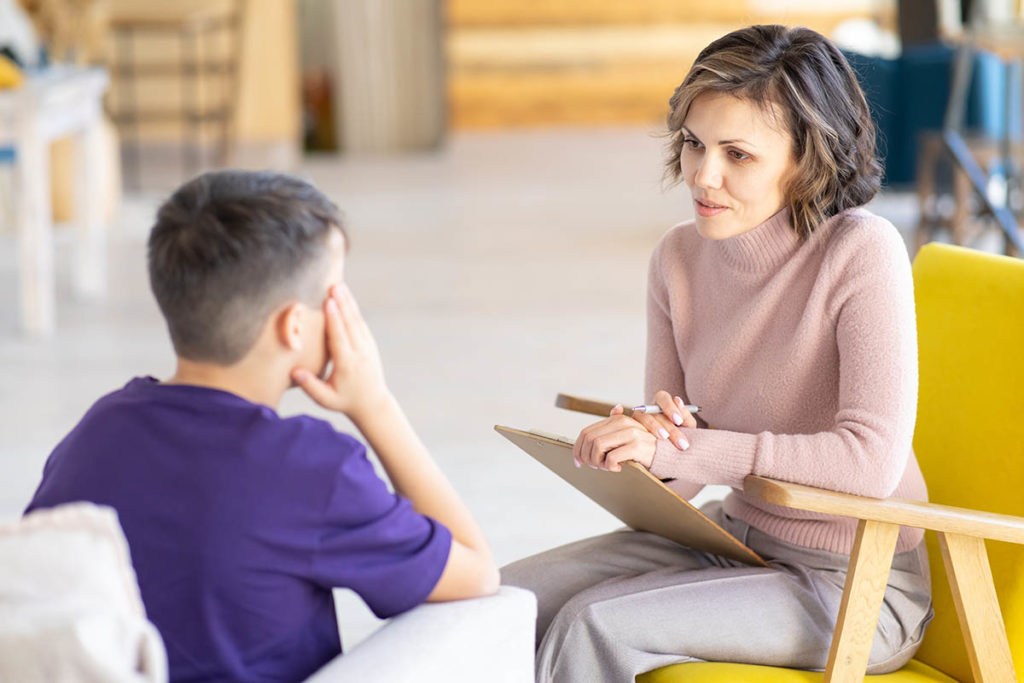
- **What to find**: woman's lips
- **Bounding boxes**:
[695,198,728,217]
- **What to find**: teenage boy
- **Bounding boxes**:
[25,170,499,682]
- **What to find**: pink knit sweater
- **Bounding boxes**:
[646,207,927,554]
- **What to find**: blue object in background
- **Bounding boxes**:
[844,44,1019,187]
[0,147,14,164]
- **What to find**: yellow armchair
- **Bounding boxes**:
[567,243,1024,682]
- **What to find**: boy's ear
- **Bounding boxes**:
[276,302,305,352]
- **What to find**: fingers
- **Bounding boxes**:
[332,284,371,351]
[291,367,338,409]
[633,411,687,450]
[575,415,656,471]
[672,394,699,429]
[323,289,354,362]
[650,390,695,449]
[603,441,656,472]
[570,403,627,469]
[653,390,696,429]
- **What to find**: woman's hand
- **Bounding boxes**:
[291,284,390,420]
[632,390,695,451]
[573,405,657,472]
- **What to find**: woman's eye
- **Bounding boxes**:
[682,137,701,150]
[729,149,750,161]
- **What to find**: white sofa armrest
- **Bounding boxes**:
[304,586,537,683]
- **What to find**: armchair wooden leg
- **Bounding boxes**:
[938,532,1016,682]
[823,519,900,683]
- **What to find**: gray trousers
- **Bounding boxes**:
[501,502,933,683]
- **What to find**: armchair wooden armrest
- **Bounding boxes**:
[555,391,1020,681]
[555,393,626,417]
[743,475,1024,682]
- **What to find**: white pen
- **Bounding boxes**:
[632,403,700,415]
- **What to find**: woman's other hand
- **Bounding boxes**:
[573,406,657,472]
[632,390,694,452]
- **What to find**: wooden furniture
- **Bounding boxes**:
[107,0,244,188]
[914,131,1024,254]
[928,24,1024,256]
[0,65,109,337]
[560,244,1024,681]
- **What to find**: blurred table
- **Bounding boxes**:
[0,65,109,337]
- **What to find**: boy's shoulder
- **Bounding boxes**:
[32,377,373,514]
[78,376,366,468]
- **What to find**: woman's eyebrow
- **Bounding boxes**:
[681,126,755,148]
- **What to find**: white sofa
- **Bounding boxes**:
[306,586,536,683]
[0,502,536,683]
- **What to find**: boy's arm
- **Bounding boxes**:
[349,394,498,601]
[292,285,499,601]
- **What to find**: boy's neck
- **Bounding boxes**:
[167,356,289,410]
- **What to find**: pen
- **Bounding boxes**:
[632,403,700,415]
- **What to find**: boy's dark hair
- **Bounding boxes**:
[148,170,345,364]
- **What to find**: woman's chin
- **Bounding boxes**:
[694,214,756,240]
[694,216,731,240]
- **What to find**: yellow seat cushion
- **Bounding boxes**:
[637,657,957,682]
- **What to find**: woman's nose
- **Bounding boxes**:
[694,156,723,190]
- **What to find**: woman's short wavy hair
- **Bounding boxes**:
[665,25,882,240]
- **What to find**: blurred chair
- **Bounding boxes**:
[107,0,244,188]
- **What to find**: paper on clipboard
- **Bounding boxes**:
[495,425,766,566]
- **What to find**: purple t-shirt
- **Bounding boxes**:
[25,377,452,682]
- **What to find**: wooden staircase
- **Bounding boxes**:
[446,0,884,128]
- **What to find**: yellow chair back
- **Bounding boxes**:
[910,243,1024,680]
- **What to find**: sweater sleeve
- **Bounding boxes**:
[648,223,918,497]
[645,236,705,501]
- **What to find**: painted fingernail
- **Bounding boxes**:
[676,437,689,450]
[327,298,339,314]
[588,464,599,470]
[657,427,669,439]
[574,458,581,468]
[672,412,683,425]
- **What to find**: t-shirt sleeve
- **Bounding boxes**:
[310,440,452,619]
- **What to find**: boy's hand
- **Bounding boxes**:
[291,285,390,419]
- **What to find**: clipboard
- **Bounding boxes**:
[495,425,766,567]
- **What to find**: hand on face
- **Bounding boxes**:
[291,284,389,418]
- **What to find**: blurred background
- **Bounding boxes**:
[1,0,1021,649]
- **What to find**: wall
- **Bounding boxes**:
[447,0,889,128]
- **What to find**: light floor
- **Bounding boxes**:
[0,125,964,647]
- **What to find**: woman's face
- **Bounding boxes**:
[679,92,796,240]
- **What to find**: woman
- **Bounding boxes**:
[502,25,933,683]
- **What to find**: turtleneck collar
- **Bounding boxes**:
[709,207,802,273]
